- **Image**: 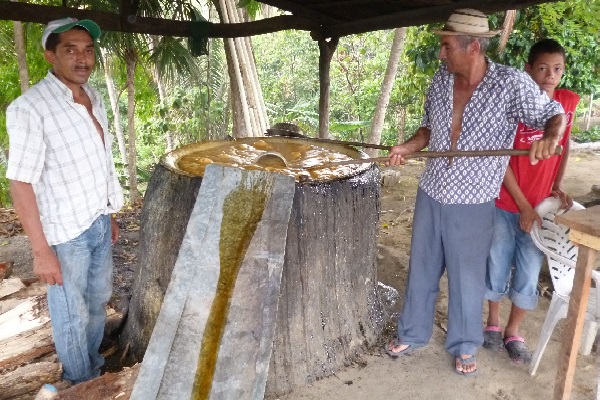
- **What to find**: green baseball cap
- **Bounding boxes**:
[42,18,101,49]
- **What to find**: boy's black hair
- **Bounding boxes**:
[527,38,566,65]
[45,26,91,52]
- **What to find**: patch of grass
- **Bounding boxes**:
[572,126,600,143]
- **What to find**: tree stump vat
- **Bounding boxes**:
[122,137,384,396]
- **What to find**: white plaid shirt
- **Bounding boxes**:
[419,60,564,204]
[6,72,124,245]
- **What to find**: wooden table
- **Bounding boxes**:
[553,205,600,400]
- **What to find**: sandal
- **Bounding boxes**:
[454,355,478,376]
[483,326,504,351]
[385,338,423,358]
[504,336,532,364]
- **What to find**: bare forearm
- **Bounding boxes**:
[401,127,431,153]
[502,166,531,212]
[552,139,569,190]
[543,114,567,142]
[9,180,50,253]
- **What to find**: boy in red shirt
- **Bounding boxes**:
[483,39,580,363]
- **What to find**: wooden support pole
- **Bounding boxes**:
[316,36,339,139]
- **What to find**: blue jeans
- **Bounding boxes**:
[485,208,544,310]
[47,214,113,383]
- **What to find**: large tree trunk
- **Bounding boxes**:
[121,140,383,396]
[366,27,407,157]
[121,164,203,359]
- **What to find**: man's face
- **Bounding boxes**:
[438,35,469,74]
[525,52,565,95]
[44,28,95,88]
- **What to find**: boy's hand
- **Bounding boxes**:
[551,188,573,210]
[519,205,542,234]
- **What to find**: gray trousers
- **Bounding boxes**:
[397,188,495,356]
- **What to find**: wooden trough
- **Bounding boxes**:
[122,137,384,397]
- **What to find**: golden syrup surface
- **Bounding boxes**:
[173,138,367,182]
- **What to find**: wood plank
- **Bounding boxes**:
[131,165,295,400]
[322,0,554,37]
[0,361,62,399]
[0,295,50,341]
[0,277,26,299]
[55,364,141,400]
[0,321,54,372]
[553,246,598,400]
[569,230,600,251]
[555,205,600,238]
[0,2,319,38]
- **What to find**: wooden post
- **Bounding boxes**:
[316,35,339,139]
[553,206,600,400]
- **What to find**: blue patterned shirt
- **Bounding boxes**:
[418,60,564,204]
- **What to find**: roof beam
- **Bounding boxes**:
[323,0,552,37]
[256,0,342,24]
[0,2,321,38]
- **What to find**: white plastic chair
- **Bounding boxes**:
[529,197,600,375]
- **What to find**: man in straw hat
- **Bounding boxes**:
[385,9,566,376]
[6,18,123,383]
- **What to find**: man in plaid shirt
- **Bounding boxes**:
[6,18,123,383]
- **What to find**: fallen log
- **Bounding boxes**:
[0,361,61,399]
[55,364,140,400]
[0,295,49,341]
[0,320,54,372]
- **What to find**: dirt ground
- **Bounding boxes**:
[1,147,599,400]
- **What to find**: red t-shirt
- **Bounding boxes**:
[495,89,580,212]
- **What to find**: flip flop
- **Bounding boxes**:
[384,338,423,358]
[504,336,532,364]
[483,326,504,351]
[454,355,478,376]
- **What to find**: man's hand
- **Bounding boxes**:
[33,247,63,285]
[519,205,542,234]
[387,145,413,166]
[551,187,573,210]
[529,137,558,165]
[110,215,120,245]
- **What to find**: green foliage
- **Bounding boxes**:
[493,3,599,95]
[572,126,600,143]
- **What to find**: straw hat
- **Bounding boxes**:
[433,9,501,37]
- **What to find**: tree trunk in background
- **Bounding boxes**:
[215,0,268,137]
[12,19,29,93]
[149,36,175,151]
[584,92,594,131]
[101,52,128,166]
[317,36,339,139]
[366,27,407,157]
[126,48,140,204]
[397,107,406,144]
